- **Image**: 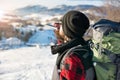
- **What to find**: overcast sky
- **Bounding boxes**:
[0,0,104,11]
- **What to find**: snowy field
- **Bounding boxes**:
[0,46,57,80]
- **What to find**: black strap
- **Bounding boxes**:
[62,77,67,80]
[116,64,120,80]
[74,46,93,70]
[102,48,120,64]
[61,45,93,70]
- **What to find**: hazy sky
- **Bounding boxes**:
[0,0,104,11]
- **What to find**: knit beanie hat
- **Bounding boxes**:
[62,10,90,39]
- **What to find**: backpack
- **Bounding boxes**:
[91,19,120,80]
[60,45,96,80]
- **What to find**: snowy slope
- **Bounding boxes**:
[28,30,57,46]
[0,37,24,50]
[0,46,57,80]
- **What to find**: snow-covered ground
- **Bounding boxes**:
[0,46,57,80]
[0,17,58,80]
[28,30,56,46]
[0,37,24,50]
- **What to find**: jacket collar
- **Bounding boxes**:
[51,38,88,55]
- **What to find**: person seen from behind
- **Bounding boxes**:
[51,10,96,80]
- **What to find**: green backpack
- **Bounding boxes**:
[91,19,120,80]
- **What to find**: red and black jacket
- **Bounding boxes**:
[51,38,96,80]
[60,53,85,80]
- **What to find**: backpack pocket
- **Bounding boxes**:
[94,62,116,80]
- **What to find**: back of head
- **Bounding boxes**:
[62,10,90,39]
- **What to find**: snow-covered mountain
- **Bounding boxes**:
[15,5,48,15]
[14,4,96,16]
[0,25,57,50]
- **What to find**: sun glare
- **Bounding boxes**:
[0,10,4,20]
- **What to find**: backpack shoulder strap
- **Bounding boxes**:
[60,45,96,80]
[61,45,93,70]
